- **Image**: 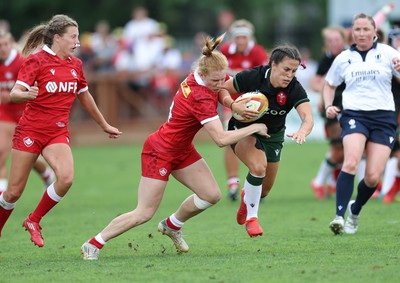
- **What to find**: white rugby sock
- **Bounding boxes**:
[356,158,366,181]
[244,179,262,220]
[314,156,335,186]
[381,157,398,196]
[0,179,7,192]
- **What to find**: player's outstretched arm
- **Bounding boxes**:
[204,119,268,147]
[77,90,122,138]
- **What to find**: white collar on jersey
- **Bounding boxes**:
[194,70,206,86]
[42,45,72,60]
[43,44,56,55]
[227,40,255,55]
[264,68,270,79]
[4,49,17,66]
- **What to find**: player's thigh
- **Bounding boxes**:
[172,158,220,201]
[0,122,15,157]
[136,176,167,212]
[342,133,366,172]
[234,136,267,175]
[365,142,391,182]
[42,143,74,179]
[7,149,38,195]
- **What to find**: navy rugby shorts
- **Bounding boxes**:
[340,110,397,149]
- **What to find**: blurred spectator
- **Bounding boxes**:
[90,20,118,73]
[0,20,10,32]
[373,2,395,36]
[150,35,182,113]
[180,31,208,74]
[116,17,177,117]
[389,27,400,52]
[376,28,387,43]
[122,6,159,50]
[0,20,23,52]
[216,9,235,41]
[157,36,182,72]
[295,47,317,91]
[76,32,96,73]
[114,23,165,91]
[116,7,164,92]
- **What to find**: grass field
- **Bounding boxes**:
[0,141,399,283]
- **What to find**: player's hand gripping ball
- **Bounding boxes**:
[232,92,269,123]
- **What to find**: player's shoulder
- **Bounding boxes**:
[290,80,309,103]
[70,55,83,63]
[251,44,267,53]
[14,52,25,62]
[376,42,392,51]
[178,74,204,100]
[332,49,352,64]
[22,51,43,68]
[376,42,399,57]
[291,78,307,94]
[69,55,83,67]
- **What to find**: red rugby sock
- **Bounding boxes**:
[29,191,58,223]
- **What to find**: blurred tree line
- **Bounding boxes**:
[1,0,328,56]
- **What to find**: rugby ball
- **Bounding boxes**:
[232,92,268,123]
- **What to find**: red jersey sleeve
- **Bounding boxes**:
[16,55,40,88]
[191,91,219,124]
[251,45,268,66]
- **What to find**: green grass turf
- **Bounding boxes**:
[0,141,399,283]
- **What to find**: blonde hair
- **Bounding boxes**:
[22,14,78,56]
[0,30,13,41]
[194,33,228,75]
[229,19,255,38]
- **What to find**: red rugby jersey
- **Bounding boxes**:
[155,72,224,151]
[0,49,26,120]
[219,41,268,74]
[16,46,88,134]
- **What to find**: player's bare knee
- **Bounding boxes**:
[141,209,157,223]
[249,163,267,177]
[212,192,222,204]
[364,174,381,188]
[56,173,74,189]
[343,157,359,173]
[3,189,22,202]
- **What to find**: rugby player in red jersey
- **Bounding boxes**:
[0,31,55,195]
[81,33,268,260]
[0,15,121,247]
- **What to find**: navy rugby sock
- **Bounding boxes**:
[351,179,376,215]
[335,171,355,217]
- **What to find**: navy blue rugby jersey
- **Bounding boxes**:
[232,65,309,134]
